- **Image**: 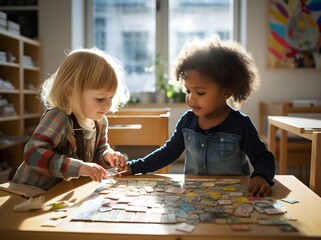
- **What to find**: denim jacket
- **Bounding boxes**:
[183,129,250,176]
[128,109,275,185]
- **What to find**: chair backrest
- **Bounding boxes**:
[108,108,170,117]
[106,108,170,147]
[106,108,171,174]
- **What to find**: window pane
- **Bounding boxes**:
[92,0,233,95]
[169,0,232,82]
[93,0,156,93]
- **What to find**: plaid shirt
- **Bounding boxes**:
[12,108,113,190]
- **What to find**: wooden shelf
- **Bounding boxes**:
[0,61,19,68]
[0,141,22,150]
[24,113,42,119]
[0,89,20,94]
[0,116,20,122]
[0,27,41,176]
[0,6,38,11]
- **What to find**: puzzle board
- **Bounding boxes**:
[71,177,296,228]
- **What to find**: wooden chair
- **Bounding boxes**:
[259,101,321,181]
[106,108,170,174]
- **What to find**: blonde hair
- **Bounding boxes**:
[41,48,129,115]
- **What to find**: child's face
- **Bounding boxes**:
[81,89,116,121]
[184,70,229,117]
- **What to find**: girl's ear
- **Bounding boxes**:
[223,88,232,100]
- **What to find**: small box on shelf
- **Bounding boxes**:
[0,11,7,20]
[0,51,6,62]
[0,18,6,31]
[0,102,17,117]
[0,79,16,90]
[0,11,7,30]
[23,55,35,66]
[7,20,20,35]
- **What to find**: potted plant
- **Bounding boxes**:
[155,54,168,103]
[155,54,185,103]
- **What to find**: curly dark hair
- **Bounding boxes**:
[173,35,260,103]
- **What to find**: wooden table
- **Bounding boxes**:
[259,101,321,180]
[268,116,321,196]
[1,174,321,240]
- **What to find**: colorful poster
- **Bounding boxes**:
[267,0,321,68]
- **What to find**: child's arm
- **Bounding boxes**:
[126,111,191,175]
[243,116,275,186]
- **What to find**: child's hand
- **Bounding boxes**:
[113,163,132,177]
[104,151,127,168]
[78,162,108,182]
[247,175,272,197]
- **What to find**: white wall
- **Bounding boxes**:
[39,0,321,128]
[39,0,85,81]
[39,0,72,80]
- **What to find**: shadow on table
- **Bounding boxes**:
[272,178,291,199]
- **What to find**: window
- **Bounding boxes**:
[95,17,106,49]
[89,0,235,99]
[122,31,153,92]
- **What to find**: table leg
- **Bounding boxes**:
[279,130,288,175]
[268,123,277,159]
[309,131,321,196]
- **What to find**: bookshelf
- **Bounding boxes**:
[0,28,42,181]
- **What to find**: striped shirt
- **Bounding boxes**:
[12,108,113,190]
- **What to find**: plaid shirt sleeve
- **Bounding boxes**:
[23,108,82,179]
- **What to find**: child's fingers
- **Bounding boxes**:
[79,163,108,182]
[100,166,108,178]
[248,182,271,197]
[105,154,115,167]
[113,154,127,167]
[90,165,108,182]
[247,184,260,197]
[118,155,127,167]
[105,152,127,167]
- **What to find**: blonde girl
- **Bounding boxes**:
[13,48,129,190]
